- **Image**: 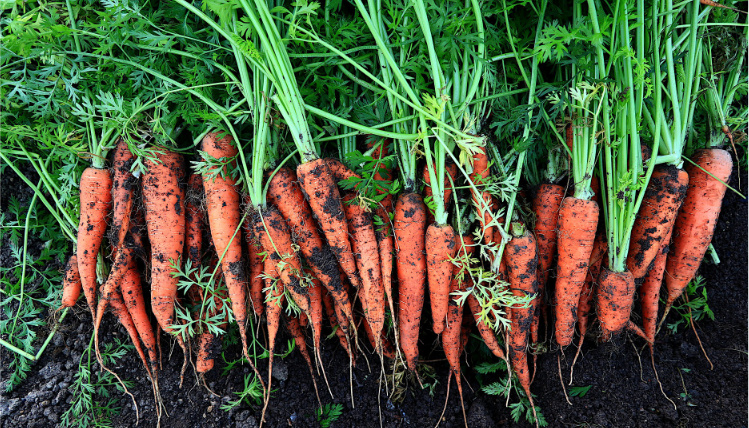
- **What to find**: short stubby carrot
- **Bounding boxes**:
[342,193,385,351]
[141,149,185,344]
[297,159,362,294]
[664,148,733,316]
[596,267,636,336]
[77,167,113,319]
[394,193,427,370]
[554,197,599,347]
[201,132,252,362]
[268,166,354,331]
[59,254,82,310]
[626,165,689,279]
[426,224,458,335]
[110,139,136,253]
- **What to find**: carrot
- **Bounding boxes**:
[251,207,312,320]
[596,267,638,337]
[267,167,354,332]
[306,270,327,378]
[554,197,599,347]
[141,148,188,370]
[469,146,496,244]
[110,139,136,253]
[641,241,669,344]
[626,166,689,279]
[109,288,152,380]
[341,192,385,352]
[59,254,82,310]
[394,193,428,370]
[422,161,458,224]
[360,315,396,359]
[120,252,159,378]
[245,228,266,318]
[77,167,113,319]
[260,254,284,426]
[185,173,204,304]
[297,159,363,300]
[196,274,228,374]
[466,294,504,359]
[504,228,539,425]
[322,287,351,358]
[699,0,743,12]
[201,133,256,368]
[426,223,458,335]
[662,149,733,322]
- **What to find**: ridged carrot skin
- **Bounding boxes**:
[554,197,599,347]
[59,254,82,310]
[77,167,113,319]
[141,150,185,343]
[297,159,362,292]
[626,166,689,279]
[664,149,733,312]
[267,167,353,331]
[596,267,636,336]
[394,193,427,370]
[342,193,385,351]
[426,224,458,335]
[504,230,539,422]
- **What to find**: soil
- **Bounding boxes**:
[1,168,746,428]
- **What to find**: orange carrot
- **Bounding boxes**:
[245,227,265,318]
[141,149,188,365]
[120,253,159,378]
[641,241,669,344]
[342,192,385,352]
[77,167,113,319]
[110,139,136,254]
[360,315,396,359]
[596,267,637,337]
[504,229,539,425]
[394,193,428,370]
[663,149,733,321]
[297,159,363,300]
[287,315,321,407]
[109,287,152,380]
[196,275,228,374]
[267,167,353,332]
[467,294,504,359]
[185,173,204,304]
[307,270,324,359]
[626,166,689,279]
[469,146,496,244]
[322,287,351,358]
[59,254,82,310]
[426,223,458,335]
[260,254,284,425]
[201,132,255,368]
[554,197,599,347]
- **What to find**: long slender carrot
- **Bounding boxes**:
[185,173,204,304]
[504,229,539,425]
[306,270,325,365]
[662,149,733,322]
[322,287,351,359]
[626,166,689,279]
[466,293,504,359]
[267,167,354,332]
[77,167,113,319]
[141,149,188,366]
[251,207,312,319]
[245,227,266,318]
[297,159,363,297]
[260,254,284,426]
[394,193,428,370]
[109,288,152,380]
[110,139,136,253]
[59,254,82,310]
[201,132,255,367]
[287,315,322,408]
[426,224,458,335]
[120,252,159,379]
[641,241,669,344]
[342,192,385,352]
[554,197,599,347]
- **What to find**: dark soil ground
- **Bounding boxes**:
[1,168,746,428]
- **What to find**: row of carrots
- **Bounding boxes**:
[57,131,732,427]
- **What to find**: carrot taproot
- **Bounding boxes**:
[109,288,152,380]
[360,315,396,359]
[287,315,322,408]
[342,192,385,352]
[77,167,113,319]
[394,193,428,370]
[141,148,188,370]
[306,270,326,374]
[466,294,504,359]
[252,207,311,319]
[120,253,159,378]
[470,146,496,244]
[322,286,351,358]
[662,149,733,322]
[245,228,266,318]
[185,173,204,304]
[554,197,599,347]
[504,228,539,425]
[59,254,82,310]
[267,167,354,332]
[110,139,136,254]
[426,223,458,335]
[641,241,669,344]
[259,253,284,426]
[297,159,363,299]
[626,166,689,279]
[201,132,256,368]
